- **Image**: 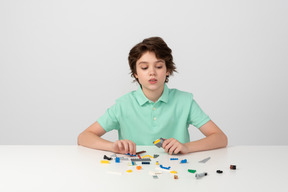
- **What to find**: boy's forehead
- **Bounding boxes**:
[137,51,164,64]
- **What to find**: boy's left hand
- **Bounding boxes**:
[162,138,189,155]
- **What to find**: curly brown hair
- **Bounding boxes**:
[128,37,177,83]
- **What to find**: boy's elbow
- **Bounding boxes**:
[222,133,228,148]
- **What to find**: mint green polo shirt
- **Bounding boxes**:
[97,84,210,145]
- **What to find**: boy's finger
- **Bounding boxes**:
[123,140,129,154]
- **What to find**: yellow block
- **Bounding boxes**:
[154,139,160,144]
[101,160,109,164]
[142,155,154,159]
[126,170,132,173]
[170,171,177,174]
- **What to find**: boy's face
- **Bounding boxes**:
[134,51,169,94]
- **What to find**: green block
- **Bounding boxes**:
[188,169,196,173]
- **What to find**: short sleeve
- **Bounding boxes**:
[187,97,210,128]
[97,103,120,132]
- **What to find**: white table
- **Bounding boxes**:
[0,145,287,192]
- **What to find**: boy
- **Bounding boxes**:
[78,37,227,155]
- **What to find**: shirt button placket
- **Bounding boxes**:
[152,104,157,127]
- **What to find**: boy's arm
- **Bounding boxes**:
[184,120,228,153]
[162,120,228,154]
[77,121,136,154]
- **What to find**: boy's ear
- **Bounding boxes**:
[134,73,138,78]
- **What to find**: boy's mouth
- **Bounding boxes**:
[149,78,157,84]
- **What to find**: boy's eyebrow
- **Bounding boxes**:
[138,60,164,65]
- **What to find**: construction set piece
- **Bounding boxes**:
[160,165,171,170]
[199,157,211,163]
[101,160,109,164]
[230,165,237,170]
[170,171,177,174]
[149,170,162,175]
[156,161,159,165]
[170,158,178,160]
[216,170,223,174]
[180,159,187,164]
[103,155,112,160]
[153,154,159,158]
[195,172,208,179]
[153,175,159,179]
[119,157,129,160]
[111,154,117,157]
[174,175,178,179]
[138,155,141,159]
[115,157,120,163]
[131,158,151,162]
[153,138,166,148]
[128,161,136,166]
[135,150,146,155]
[126,153,136,157]
[142,155,153,159]
[188,169,196,173]
[142,162,150,165]
[136,166,142,170]
[126,170,132,173]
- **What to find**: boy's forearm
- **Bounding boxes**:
[184,132,228,153]
[77,131,114,152]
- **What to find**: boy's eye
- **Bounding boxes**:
[141,67,148,70]
[156,66,163,69]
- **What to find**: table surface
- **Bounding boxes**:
[0,145,287,192]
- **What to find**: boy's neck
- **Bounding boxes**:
[142,85,164,103]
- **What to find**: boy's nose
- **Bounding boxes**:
[149,68,156,76]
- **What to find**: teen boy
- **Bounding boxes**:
[78,37,228,155]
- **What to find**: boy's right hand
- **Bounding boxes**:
[112,140,136,155]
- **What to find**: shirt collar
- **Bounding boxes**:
[135,84,169,106]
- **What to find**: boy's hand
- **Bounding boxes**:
[162,138,189,155]
[112,140,136,155]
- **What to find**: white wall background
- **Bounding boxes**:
[0,0,287,145]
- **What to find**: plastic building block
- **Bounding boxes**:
[131,158,151,162]
[188,169,196,173]
[103,155,112,160]
[115,157,120,163]
[195,172,208,179]
[216,170,223,174]
[126,153,136,157]
[160,165,171,170]
[199,157,211,163]
[126,170,132,173]
[101,160,109,164]
[128,161,136,166]
[153,175,158,179]
[170,171,177,174]
[174,175,178,179]
[180,159,187,164]
[120,157,129,160]
[135,150,146,155]
[153,154,159,158]
[142,155,153,159]
[142,162,150,164]
[153,138,166,148]
[136,166,142,170]
[170,158,178,160]
[149,170,162,175]
[230,165,237,170]
[156,161,159,165]
[138,155,141,159]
